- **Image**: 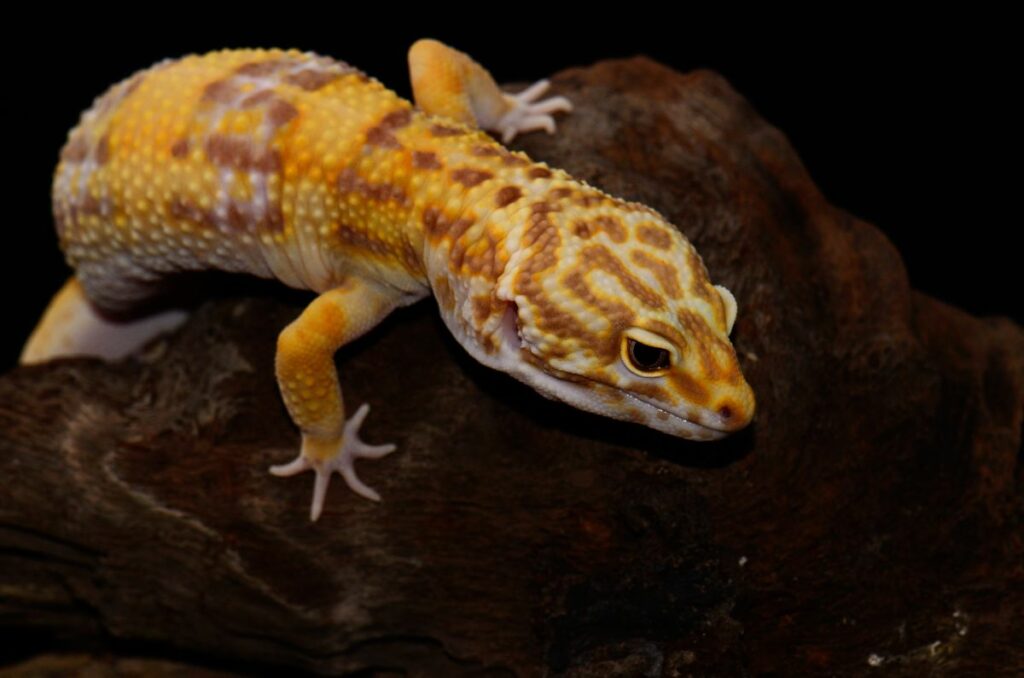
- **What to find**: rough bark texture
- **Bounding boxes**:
[2,58,1021,676]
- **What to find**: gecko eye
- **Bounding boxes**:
[621,329,674,377]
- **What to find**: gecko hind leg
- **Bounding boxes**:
[20,276,188,364]
[408,38,573,143]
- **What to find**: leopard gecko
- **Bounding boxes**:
[22,40,756,520]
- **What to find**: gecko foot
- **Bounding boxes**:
[269,404,396,521]
[497,79,573,144]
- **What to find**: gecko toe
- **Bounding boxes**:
[271,402,395,520]
[498,79,573,143]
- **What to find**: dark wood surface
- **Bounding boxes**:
[2,58,1021,676]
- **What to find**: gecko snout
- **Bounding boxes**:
[710,383,756,432]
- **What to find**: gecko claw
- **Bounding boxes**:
[497,78,573,144]
[270,403,397,521]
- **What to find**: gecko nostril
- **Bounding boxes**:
[718,405,733,421]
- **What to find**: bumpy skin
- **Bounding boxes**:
[44,43,755,519]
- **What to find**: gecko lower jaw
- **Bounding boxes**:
[620,391,729,441]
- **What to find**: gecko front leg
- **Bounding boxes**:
[270,278,401,521]
[408,38,572,142]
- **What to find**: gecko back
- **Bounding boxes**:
[52,48,425,313]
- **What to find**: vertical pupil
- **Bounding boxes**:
[629,339,668,371]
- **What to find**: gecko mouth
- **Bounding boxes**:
[619,391,729,440]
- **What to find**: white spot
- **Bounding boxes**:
[867,654,884,667]
[738,556,747,567]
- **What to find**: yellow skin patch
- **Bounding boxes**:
[36,41,755,521]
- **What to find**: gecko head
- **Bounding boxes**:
[494,206,755,441]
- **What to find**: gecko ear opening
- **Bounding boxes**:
[715,285,737,335]
[499,300,524,349]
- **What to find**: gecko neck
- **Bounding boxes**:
[416,150,580,368]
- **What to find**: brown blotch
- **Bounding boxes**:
[267,99,299,127]
[235,60,285,77]
[452,168,493,188]
[468,231,503,278]
[548,187,572,200]
[447,217,475,243]
[495,186,522,208]
[472,295,495,324]
[575,192,608,208]
[94,135,110,164]
[631,250,682,298]
[379,109,413,130]
[572,221,592,239]
[241,90,277,108]
[503,154,530,167]
[529,167,552,179]
[365,126,402,149]
[685,250,717,305]
[205,134,280,172]
[61,136,88,163]
[563,270,632,357]
[336,222,394,257]
[637,224,673,250]
[430,124,464,137]
[666,370,711,407]
[285,69,342,91]
[472,145,503,157]
[434,276,455,311]
[452,226,500,278]
[336,168,408,206]
[122,73,144,98]
[593,215,627,243]
[584,245,664,309]
[256,149,282,173]
[263,206,285,233]
[668,312,722,380]
[202,79,239,104]
[412,151,442,169]
[422,207,450,240]
[79,192,105,216]
[225,202,249,232]
[209,135,250,166]
[530,201,560,217]
[169,198,214,229]
[362,109,412,150]
[170,138,191,158]
[401,240,425,276]
[685,247,709,280]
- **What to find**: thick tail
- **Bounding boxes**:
[20,276,189,364]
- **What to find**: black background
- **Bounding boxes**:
[5,15,1017,371]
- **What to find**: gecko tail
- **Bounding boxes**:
[20,276,189,364]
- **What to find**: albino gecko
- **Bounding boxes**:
[22,40,756,520]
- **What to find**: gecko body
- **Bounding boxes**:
[25,42,755,520]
